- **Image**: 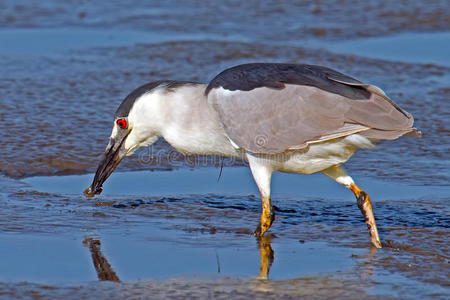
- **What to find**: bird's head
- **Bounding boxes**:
[84,81,174,198]
[83,115,158,198]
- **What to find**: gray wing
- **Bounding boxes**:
[205,63,371,100]
[208,80,418,154]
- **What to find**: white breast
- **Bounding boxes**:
[255,134,374,174]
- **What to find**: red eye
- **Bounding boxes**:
[117,118,128,129]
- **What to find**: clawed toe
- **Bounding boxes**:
[253,223,263,237]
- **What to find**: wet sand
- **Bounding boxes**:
[0,1,449,299]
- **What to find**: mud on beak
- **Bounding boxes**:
[84,130,130,198]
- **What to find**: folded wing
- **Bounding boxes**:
[207,63,419,154]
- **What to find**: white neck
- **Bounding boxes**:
[130,84,239,157]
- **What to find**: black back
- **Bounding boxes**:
[115,80,199,117]
[205,63,370,100]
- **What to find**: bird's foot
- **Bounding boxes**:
[253,223,263,237]
[253,209,275,237]
[351,184,382,248]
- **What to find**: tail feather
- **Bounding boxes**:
[360,127,422,140]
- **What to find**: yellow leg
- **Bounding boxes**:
[350,184,382,248]
[254,196,275,237]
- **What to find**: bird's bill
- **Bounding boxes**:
[84,131,130,198]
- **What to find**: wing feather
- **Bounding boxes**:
[208,83,417,154]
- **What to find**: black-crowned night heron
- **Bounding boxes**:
[85,63,421,248]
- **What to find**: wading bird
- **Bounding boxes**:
[85,63,421,248]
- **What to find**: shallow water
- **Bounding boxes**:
[0,27,247,56]
[1,168,448,298]
[0,1,449,299]
[2,27,449,66]
[23,167,450,199]
[0,232,356,282]
[314,31,450,66]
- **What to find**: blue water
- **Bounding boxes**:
[23,167,450,200]
[0,231,358,282]
[1,27,449,66]
[327,31,450,66]
[0,27,246,56]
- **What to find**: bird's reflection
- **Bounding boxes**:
[257,234,275,280]
[83,237,120,282]
[83,233,279,282]
[354,244,379,281]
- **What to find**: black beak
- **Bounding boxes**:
[84,131,130,198]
